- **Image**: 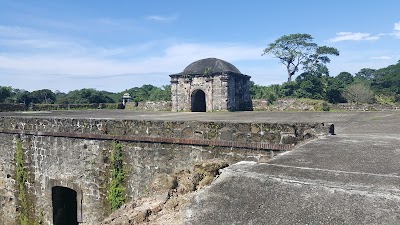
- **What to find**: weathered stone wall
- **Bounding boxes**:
[0,116,330,224]
[0,117,329,145]
[330,103,400,111]
[226,75,252,111]
[31,103,124,111]
[0,103,27,112]
[170,74,228,111]
[2,101,399,113]
[253,98,329,111]
[0,134,18,225]
[125,101,171,111]
[170,73,251,112]
[253,99,400,111]
[0,103,124,112]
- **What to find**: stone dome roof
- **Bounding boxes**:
[182,58,241,75]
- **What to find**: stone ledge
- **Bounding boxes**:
[0,129,295,151]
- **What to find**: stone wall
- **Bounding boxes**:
[330,103,400,111]
[1,100,399,113]
[252,98,329,111]
[170,73,252,112]
[0,103,27,112]
[170,74,229,111]
[125,101,171,111]
[0,103,124,112]
[0,116,330,224]
[125,100,400,112]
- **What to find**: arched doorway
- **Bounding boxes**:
[191,89,206,112]
[52,186,78,225]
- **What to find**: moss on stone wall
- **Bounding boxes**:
[107,141,126,211]
[15,138,40,225]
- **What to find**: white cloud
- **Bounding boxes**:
[146,15,177,22]
[328,32,382,42]
[163,43,263,62]
[370,56,391,60]
[0,25,48,38]
[0,42,266,92]
[394,21,400,38]
[394,21,400,31]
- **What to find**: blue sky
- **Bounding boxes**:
[0,0,399,92]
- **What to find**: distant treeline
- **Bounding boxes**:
[1,61,399,105]
[250,60,400,104]
[0,85,171,105]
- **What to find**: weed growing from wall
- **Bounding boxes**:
[107,141,126,211]
[15,138,31,225]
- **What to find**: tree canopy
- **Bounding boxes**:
[251,60,400,104]
[262,33,339,82]
[0,85,172,105]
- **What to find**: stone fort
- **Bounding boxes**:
[0,58,332,224]
[170,58,252,112]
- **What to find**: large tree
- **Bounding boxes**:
[0,86,12,103]
[262,33,339,82]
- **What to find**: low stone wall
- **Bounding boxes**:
[125,101,172,111]
[0,117,330,146]
[330,103,400,111]
[0,103,27,112]
[125,99,327,112]
[3,100,397,112]
[0,103,124,112]
[253,98,329,111]
[31,103,124,111]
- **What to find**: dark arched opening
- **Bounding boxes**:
[52,186,78,225]
[191,90,206,112]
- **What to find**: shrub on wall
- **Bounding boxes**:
[15,138,40,225]
[107,141,126,211]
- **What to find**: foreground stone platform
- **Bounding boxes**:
[186,111,400,224]
[1,110,398,224]
[0,110,332,224]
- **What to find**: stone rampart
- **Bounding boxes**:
[252,98,329,111]
[0,103,124,112]
[0,115,331,224]
[330,103,400,111]
[1,100,399,113]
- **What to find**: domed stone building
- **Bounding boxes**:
[170,58,252,112]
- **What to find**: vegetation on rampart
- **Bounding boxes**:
[107,141,126,211]
[15,138,42,225]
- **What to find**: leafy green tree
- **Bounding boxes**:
[249,81,279,103]
[57,88,115,104]
[13,89,32,105]
[30,89,56,104]
[123,84,171,102]
[279,82,298,97]
[294,73,324,99]
[148,85,171,101]
[371,61,400,99]
[325,76,346,103]
[336,72,354,86]
[303,46,339,75]
[0,86,12,103]
[262,33,339,82]
[355,68,376,80]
